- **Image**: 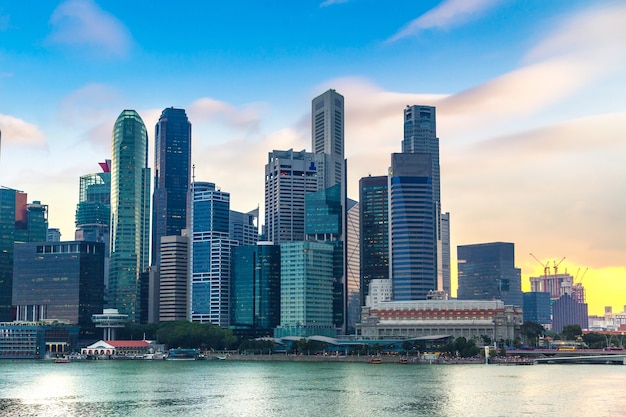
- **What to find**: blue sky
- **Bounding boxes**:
[1,0,625,315]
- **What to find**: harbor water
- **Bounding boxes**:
[0,360,624,417]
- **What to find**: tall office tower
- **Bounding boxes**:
[389,153,437,300]
[345,200,360,335]
[230,242,281,338]
[402,105,439,201]
[274,241,335,338]
[457,242,523,306]
[402,105,450,294]
[359,175,389,306]
[311,89,348,334]
[190,182,236,326]
[440,212,451,297]
[312,89,345,190]
[109,110,151,323]
[0,187,20,321]
[13,241,104,340]
[264,149,322,244]
[75,161,111,290]
[0,188,48,321]
[158,234,189,322]
[151,108,191,267]
[305,183,344,331]
[229,208,259,246]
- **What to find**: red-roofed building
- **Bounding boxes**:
[81,339,154,357]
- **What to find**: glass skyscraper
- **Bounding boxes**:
[389,153,437,300]
[457,242,523,306]
[230,242,281,338]
[190,182,236,327]
[109,110,151,323]
[151,107,191,267]
[359,175,389,306]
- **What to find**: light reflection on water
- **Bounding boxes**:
[0,360,624,417]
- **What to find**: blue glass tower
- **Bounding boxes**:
[152,107,191,267]
[389,153,437,300]
[190,182,235,326]
[109,110,151,323]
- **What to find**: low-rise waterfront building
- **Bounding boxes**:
[0,322,79,359]
[356,299,522,342]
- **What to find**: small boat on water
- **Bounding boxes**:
[55,357,70,364]
[368,357,382,364]
[166,348,200,360]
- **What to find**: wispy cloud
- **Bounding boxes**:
[188,98,268,134]
[387,0,501,42]
[320,0,349,7]
[0,114,46,146]
[47,0,132,58]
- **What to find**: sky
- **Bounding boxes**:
[1,0,625,316]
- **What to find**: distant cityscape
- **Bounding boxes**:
[0,89,624,358]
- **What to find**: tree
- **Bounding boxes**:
[561,324,582,341]
[520,321,545,346]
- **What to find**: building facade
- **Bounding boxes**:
[158,234,189,322]
[345,200,360,335]
[230,242,281,338]
[264,149,322,244]
[457,242,523,307]
[229,208,259,246]
[0,322,79,359]
[109,110,151,323]
[190,182,236,327]
[522,291,551,326]
[275,241,335,338]
[151,107,191,267]
[388,153,437,300]
[359,175,389,306]
[357,299,522,342]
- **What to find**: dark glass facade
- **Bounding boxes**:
[389,153,437,300]
[457,242,523,306]
[151,108,191,266]
[523,292,551,325]
[12,241,104,340]
[359,175,389,306]
[552,294,589,333]
[230,244,281,338]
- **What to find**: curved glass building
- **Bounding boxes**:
[109,110,151,323]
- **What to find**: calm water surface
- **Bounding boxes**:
[0,360,624,417]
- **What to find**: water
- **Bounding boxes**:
[0,360,624,417]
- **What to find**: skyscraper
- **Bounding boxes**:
[264,149,322,244]
[75,161,111,290]
[189,182,236,326]
[311,89,348,334]
[109,110,151,323]
[230,242,281,338]
[158,234,189,322]
[0,188,48,321]
[359,175,389,306]
[275,241,335,338]
[389,153,437,300]
[152,108,191,267]
[457,242,523,306]
[229,208,259,246]
[345,200,360,334]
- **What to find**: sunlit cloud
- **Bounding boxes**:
[188,98,268,134]
[47,0,132,58]
[0,114,46,146]
[387,0,502,42]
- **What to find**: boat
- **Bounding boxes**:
[166,348,200,360]
[368,357,382,364]
[55,357,70,364]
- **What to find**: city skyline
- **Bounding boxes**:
[1,1,625,315]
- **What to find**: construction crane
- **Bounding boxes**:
[530,253,550,294]
[553,257,566,297]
